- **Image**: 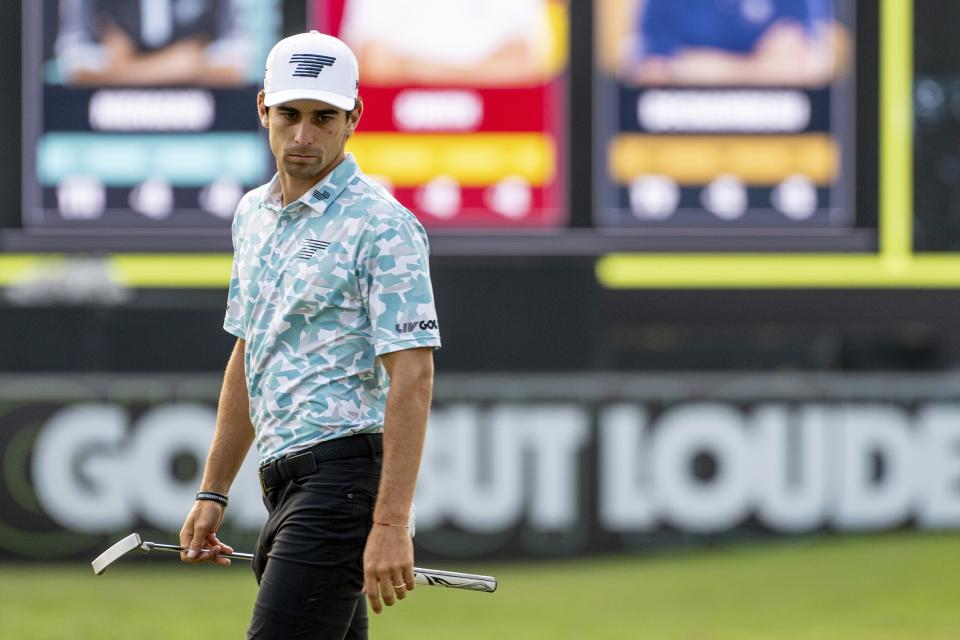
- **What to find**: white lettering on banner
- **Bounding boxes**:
[526,408,590,530]
[89,90,215,131]
[125,404,221,527]
[393,90,484,131]
[31,403,265,533]
[418,406,523,532]
[33,404,130,532]
[654,404,751,532]
[26,399,960,536]
[752,405,829,532]
[416,405,589,532]
[638,90,810,132]
[598,402,960,533]
[599,405,655,529]
[600,404,754,533]
[835,405,914,530]
[916,405,960,527]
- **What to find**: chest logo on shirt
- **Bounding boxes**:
[297,238,330,260]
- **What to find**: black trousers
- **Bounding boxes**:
[247,453,382,639]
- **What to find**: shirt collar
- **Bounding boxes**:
[259,153,360,215]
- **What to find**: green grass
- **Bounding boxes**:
[1,533,958,639]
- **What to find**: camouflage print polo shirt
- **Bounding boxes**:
[224,153,441,463]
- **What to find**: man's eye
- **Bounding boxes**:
[281,111,297,120]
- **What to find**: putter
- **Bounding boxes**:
[92,533,497,593]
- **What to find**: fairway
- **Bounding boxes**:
[1,533,957,640]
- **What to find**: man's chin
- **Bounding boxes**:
[281,162,324,180]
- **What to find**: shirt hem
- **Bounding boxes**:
[223,322,246,339]
[374,338,442,357]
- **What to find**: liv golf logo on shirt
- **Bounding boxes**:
[395,320,439,333]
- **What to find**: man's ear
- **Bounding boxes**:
[257,90,269,128]
[347,98,364,134]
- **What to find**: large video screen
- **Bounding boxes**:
[595,0,856,231]
[9,0,885,263]
[22,0,281,230]
[311,0,568,229]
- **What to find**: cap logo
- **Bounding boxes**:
[289,53,336,78]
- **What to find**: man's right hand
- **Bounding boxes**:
[179,500,234,566]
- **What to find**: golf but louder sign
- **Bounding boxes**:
[2,373,960,562]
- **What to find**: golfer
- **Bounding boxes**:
[178,30,441,639]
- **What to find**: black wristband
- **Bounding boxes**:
[195,491,229,508]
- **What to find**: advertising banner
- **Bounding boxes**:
[2,373,959,562]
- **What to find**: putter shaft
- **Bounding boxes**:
[93,534,496,593]
[143,541,254,560]
[140,540,496,592]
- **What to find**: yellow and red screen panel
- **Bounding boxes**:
[312,0,568,229]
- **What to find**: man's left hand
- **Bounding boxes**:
[363,524,416,614]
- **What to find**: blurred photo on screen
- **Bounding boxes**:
[339,0,558,87]
[53,0,250,87]
[602,0,851,87]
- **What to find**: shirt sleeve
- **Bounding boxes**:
[357,211,442,356]
[223,207,246,339]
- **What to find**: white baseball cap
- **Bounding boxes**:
[263,31,359,111]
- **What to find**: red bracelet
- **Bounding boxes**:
[373,521,408,528]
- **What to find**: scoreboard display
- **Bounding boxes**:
[312,0,568,229]
[22,0,280,231]
[595,0,856,233]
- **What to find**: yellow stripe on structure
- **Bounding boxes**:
[109,254,232,287]
[596,254,960,289]
[347,133,555,187]
[879,0,913,261]
[0,254,54,284]
[608,134,838,185]
[0,254,232,288]
[543,1,570,76]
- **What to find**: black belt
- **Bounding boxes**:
[258,433,382,494]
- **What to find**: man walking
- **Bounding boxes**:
[178,30,441,639]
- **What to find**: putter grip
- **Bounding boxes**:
[146,542,496,592]
[413,568,497,593]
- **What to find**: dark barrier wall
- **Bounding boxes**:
[3,373,958,562]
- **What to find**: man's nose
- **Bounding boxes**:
[291,120,317,145]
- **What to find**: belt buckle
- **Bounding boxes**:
[289,450,316,477]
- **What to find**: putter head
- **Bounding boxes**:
[91,533,144,575]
